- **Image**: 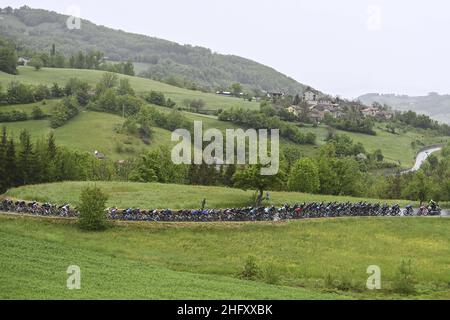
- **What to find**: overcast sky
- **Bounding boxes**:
[5,0,450,98]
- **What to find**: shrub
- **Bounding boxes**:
[240,256,260,280]
[262,262,280,285]
[33,84,51,101]
[6,81,35,104]
[189,99,205,112]
[166,98,176,108]
[32,106,46,120]
[144,91,166,106]
[78,186,109,231]
[336,276,353,291]
[0,110,27,122]
[392,260,416,295]
[324,273,335,289]
[50,97,79,128]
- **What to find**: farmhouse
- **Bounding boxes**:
[309,109,325,123]
[303,90,317,103]
[267,92,284,101]
[18,57,30,66]
[361,107,393,120]
[216,91,232,97]
[361,107,379,117]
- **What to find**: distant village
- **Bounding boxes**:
[286,90,393,123]
[216,88,394,124]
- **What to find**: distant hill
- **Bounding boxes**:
[0,6,310,95]
[358,92,450,124]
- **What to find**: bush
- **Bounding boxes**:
[78,186,109,231]
[0,110,28,122]
[6,81,36,104]
[240,256,260,280]
[32,106,46,120]
[336,276,353,291]
[144,91,166,106]
[392,260,416,295]
[188,99,206,112]
[324,273,335,289]
[262,262,280,285]
[50,97,79,128]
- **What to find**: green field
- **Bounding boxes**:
[0,106,314,161]
[2,102,446,166]
[0,99,59,116]
[302,124,448,167]
[0,214,448,299]
[0,67,259,111]
[0,111,174,160]
[4,181,414,209]
[1,67,448,167]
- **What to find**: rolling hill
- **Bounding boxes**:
[359,92,450,125]
[0,6,310,95]
[1,67,448,166]
[0,66,260,111]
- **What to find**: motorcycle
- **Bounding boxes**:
[428,205,441,216]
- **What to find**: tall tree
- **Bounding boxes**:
[287,158,320,193]
[233,164,284,207]
[0,37,18,75]
[17,130,36,185]
[0,127,8,192]
[5,138,17,188]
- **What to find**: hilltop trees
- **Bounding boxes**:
[218,108,316,145]
[69,50,105,70]
[92,76,143,117]
[0,37,17,75]
[324,115,376,135]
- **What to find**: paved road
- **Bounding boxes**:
[403,146,442,174]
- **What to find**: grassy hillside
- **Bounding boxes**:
[4,181,414,209]
[1,67,448,166]
[0,99,58,115]
[0,215,344,300]
[0,111,172,160]
[0,103,316,161]
[0,66,259,111]
[2,103,447,166]
[0,6,309,95]
[303,124,449,166]
[0,215,449,299]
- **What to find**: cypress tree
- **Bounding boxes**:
[0,127,8,192]
[18,130,35,185]
[5,138,17,188]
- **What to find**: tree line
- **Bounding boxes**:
[0,129,117,194]
[27,47,135,76]
[218,107,316,145]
